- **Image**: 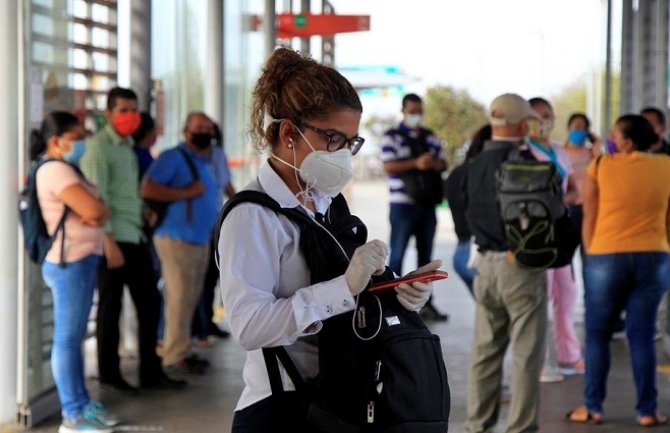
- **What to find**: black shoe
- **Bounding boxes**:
[141,373,188,390]
[164,359,206,376]
[419,304,449,322]
[185,353,210,368]
[100,377,140,395]
[208,324,230,339]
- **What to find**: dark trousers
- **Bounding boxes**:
[388,203,437,275]
[192,248,219,339]
[232,394,309,433]
[96,241,163,383]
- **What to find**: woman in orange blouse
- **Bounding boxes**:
[568,114,670,427]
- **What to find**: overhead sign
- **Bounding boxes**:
[276,13,370,38]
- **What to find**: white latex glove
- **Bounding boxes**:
[345,240,389,296]
[395,259,442,311]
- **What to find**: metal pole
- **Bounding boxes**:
[0,0,20,423]
[300,0,310,55]
[129,0,152,110]
[264,0,276,59]
[206,0,224,124]
[603,0,613,139]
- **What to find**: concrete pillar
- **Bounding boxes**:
[206,0,224,124]
[620,0,669,115]
[620,0,635,116]
[0,0,20,424]
[129,0,152,110]
[652,0,669,112]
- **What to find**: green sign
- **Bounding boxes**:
[295,14,307,28]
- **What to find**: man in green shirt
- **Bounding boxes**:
[81,87,184,393]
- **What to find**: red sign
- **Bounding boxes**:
[276,13,370,38]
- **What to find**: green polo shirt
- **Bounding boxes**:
[81,124,143,244]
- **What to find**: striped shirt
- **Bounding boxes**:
[380,123,445,204]
[80,124,143,244]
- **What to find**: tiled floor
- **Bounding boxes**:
[27,180,670,433]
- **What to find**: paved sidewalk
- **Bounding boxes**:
[28,180,670,433]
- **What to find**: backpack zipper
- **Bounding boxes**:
[367,401,375,423]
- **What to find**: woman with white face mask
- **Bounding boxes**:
[217,48,440,433]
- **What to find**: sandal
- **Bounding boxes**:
[637,413,669,427]
[566,406,604,424]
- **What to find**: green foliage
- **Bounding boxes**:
[550,71,620,143]
[422,85,488,167]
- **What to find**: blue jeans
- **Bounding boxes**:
[453,240,476,295]
[388,204,437,275]
[583,252,669,416]
[42,255,101,419]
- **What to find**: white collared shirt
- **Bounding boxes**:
[218,160,356,411]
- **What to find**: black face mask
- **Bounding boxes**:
[191,132,212,149]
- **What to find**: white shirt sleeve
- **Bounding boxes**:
[218,203,355,351]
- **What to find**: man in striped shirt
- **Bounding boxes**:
[381,93,448,321]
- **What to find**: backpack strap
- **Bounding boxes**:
[262,346,308,395]
[177,148,200,223]
[213,190,313,267]
[34,158,72,266]
[390,127,431,158]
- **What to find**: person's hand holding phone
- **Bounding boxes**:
[395,259,442,311]
[345,240,389,296]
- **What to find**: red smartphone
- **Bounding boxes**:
[367,270,449,293]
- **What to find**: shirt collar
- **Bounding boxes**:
[258,160,332,216]
[104,124,132,146]
[483,139,519,151]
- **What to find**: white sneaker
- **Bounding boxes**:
[540,367,564,383]
[58,416,112,433]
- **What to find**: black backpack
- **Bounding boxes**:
[390,128,444,206]
[496,146,580,269]
[216,191,450,433]
[19,158,71,265]
[144,147,199,230]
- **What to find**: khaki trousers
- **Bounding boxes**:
[154,236,210,365]
[466,253,547,433]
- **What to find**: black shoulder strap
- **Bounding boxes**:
[178,147,199,181]
[33,158,71,265]
[216,191,314,396]
[391,127,429,157]
[213,190,313,265]
[262,346,307,395]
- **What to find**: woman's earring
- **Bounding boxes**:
[288,139,294,149]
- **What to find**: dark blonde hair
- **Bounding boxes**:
[250,48,362,150]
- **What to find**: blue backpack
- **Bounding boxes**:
[19,158,70,265]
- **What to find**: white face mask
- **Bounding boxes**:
[273,128,354,198]
[404,114,423,129]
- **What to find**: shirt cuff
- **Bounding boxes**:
[292,275,356,336]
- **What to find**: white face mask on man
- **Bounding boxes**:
[272,127,354,198]
[404,114,423,129]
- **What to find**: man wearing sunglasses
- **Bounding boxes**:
[381,93,448,322]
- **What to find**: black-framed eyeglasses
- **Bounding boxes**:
[296,121,365,155]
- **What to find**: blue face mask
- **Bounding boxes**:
[63,139,86,165]
[568,130,588,146]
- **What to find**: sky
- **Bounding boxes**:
[326,0,618,117]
